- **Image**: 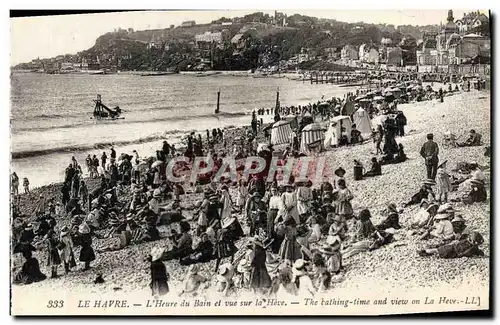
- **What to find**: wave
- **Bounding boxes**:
[12,130,188,159]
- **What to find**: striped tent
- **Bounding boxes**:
[271,119,293,146]
[300,123,325,155]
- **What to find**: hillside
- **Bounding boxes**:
[13,12,441,72]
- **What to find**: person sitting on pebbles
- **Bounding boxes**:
[179,264,208,297]
[417,231,485,259]
[291,259,316,297]
[457,129,482,147]
[420,209,454,242]
[410,200,439,229]
[180,232,214,266]
[376,203,402,231]
[328,214,348,241]
[403,179,436,208]
[450,215,471,240]
[310,253,331,293]
[322,235,343,275]
[216,263,235,297]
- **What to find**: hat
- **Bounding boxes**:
[426,203,439,213]
[209,194,219,201]
[251,192,262,199]
[451,215,465,223]
[470,232,484,245]
[437,160,448,169]
[423,179,436,186]
[78,222,91,234]
[153,189,162,198]
[434,213,450,220]
[203,188,214,196]
[470,179,484,186]
[188,264,200,274]
[420,199,429,207]
[437,203,457,214]
[217,263,234,281]
[237,258,250,274]
[222,216,236,229]
[334,167,346,177]
[24,223,33,231]
[60,226,70,236]
[150,246,165,262]
[249,235,264,247]
[293,258,307,271]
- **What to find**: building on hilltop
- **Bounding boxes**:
[195,31,229,50]
[181,20,196,27]
[455,11,489,35]
[341,45,358,62]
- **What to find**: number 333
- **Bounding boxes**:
[47,300,64,308]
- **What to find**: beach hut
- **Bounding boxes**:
[270,119,293,146]
[300,123,325,155]
[324,115,353,148]
[353,107,373,139]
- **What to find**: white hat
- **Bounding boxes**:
[78,222,90,234]
[153,189,162,198]
[150,246,165,262]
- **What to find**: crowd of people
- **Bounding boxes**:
[11,76,489,299]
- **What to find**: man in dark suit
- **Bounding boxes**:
[420,133,439,180]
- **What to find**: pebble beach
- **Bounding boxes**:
[11,88,491,309]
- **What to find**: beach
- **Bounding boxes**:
[11,88,491,305]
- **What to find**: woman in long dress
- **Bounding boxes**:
[219,185,232,221]
[44,219,61,278]
[236,180,248,212]
[76,222,96,270]
[149,246,169,298]
[58,226,75,274]
[278,217,302,262]
[249,237,272,293]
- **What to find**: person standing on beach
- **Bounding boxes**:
[101,152,107,169]
[11,172,19,195]
[23,177,30,194]
[110,147,116,160]
[420,133,439,180]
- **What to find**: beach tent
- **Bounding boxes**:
[300,123,325,155]
[271,119,293,146]
[353,107,373,139]
[341,100,356,116]
[324,115,352,148]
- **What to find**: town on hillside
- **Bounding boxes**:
[12,10,490,75]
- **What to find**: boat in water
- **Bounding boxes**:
[92,95,123,120]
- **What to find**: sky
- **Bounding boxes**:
[10,9,489,66]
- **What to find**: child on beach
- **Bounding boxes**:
[236,180,248,212]
[23,177,30,194]
[436,160,452,203]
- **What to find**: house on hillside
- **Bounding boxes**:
[416,35,438,66]
[195,31,229,50]
[451,35,491,64]
[385,47,402,66]
[455,11,489,35]
[341,45,358,61]
[181,21,196,27]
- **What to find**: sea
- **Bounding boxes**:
[10,72,353,188]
